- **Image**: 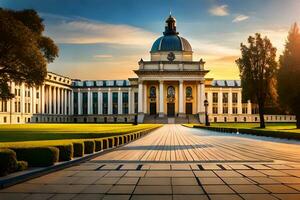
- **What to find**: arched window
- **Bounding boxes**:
[149,86,156,98]
[167,86,175,98]
[186,87,192,98]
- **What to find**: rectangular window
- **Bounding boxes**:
[213,107,218,114]
[112,92,118,114]
[2,101,7,112]
[82,92,88,115]
[213,93,218,103]
[3,116,7,123]
[36,92,39,98]
[18,102,21,112]
[92,92,98,114]
[73,92,78,115]
[134,92,138,114]
[28,103,31,113]
[232,107,238,114]
[222,93,228,103]
[242,107,247,114]
[223,107,228,114]
[15,102,17,112]
[232,93,238,103]
[122,92,128,114]
[102,92,108,114]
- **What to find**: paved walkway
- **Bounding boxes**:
[1,125,300,200]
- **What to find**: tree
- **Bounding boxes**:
[236,33,278,128]
[278,23,300,129]
[0,8,58,99]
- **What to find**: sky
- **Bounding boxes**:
[1,0,300,80]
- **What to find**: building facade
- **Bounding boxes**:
[0,15,296,124]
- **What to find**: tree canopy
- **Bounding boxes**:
[278,23,300,128]
[236,33,278,128]
[0,8,58,99]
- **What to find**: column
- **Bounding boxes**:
[207,92,213,114]
[247,100,252,114]
[143,84,147,113]
[70,90,74,115]
[218,90,223,114]
[49,86,52,114]
[41,85,45,114]
[88,89,92,115]
[98,90,102,114]
[200,82,205,113]
[10,82,15,113]
[237,91,242,114]
[228,89,233,114]
[21,83,25,113]
[178,80,184,116]
[58,87,61,114]
[32,87,36,113]
[108,88,112,114]
[197,83,201,113]
[78,89,81,115]
[64,89,67,115]
[138,81,143,113]
[53,87,57,114]
[128,88,132,114]
[159,80,164,117]
[118,88,122,114]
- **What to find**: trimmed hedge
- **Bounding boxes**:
[73,142,84,157]
[194,125,300,140]
[12,147,59,167]
[94,140,102,152]
[17,161,28,171]
[84,141,95,154]
[54,144,73,161]
[0,149,18,176]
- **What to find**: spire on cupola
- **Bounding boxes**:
[163,14,178,36]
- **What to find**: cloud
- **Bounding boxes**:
[93,54,113,58]
[233,15,249,23]
[209,5,229,16]
[41,13,157,46]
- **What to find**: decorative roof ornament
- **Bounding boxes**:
[138,58,144,65]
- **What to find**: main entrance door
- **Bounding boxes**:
[167,103,175,117]
[186,103,193,114]
[150,102,157,115]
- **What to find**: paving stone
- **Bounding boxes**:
[124,171,146,177]
[241,194,279,200]
[173,194,209,200]
[73,171,108,177]
[281,170,300,177]
[270,176,300,184]
[209,194,243,200]
[117,177,139,185]
[67,165,100,171]
[131,195,172,200]
[260,184,299,193]
[248,177,281,184]
[237,170,266,177]
[214,170,243,177]
[107,185,135,194]
[102,195,131,200]
[121,164,139,170]
[267,165,294,170]
[203,185,235,194]
[72,194,104,200]
[95,177,120,185]
[49,194,76,200]
[0,193,30,200]
[198,177,225,185]
[171,164,191,170]
[71,176,99,184]
[287,184,300,191]
[0,183,44,193]
[194,171,218,178]
[145,171,172,177]
[246,164,271,170]
[149,164,171,170]
[138,178,171,185]
[104,171,127,177]
[24,194,54,200]
[172,186,204,194]
[101,164,120,170]
[221,177,254,185]
[134,186,172,194]
[170,171,194,177]
[227,164,251,170]
[81,185,112,193]
[229,185,268,193]
[171,177,198,185]
[259,170,289,176]
[273,194,300,200]
[202,164,221,170]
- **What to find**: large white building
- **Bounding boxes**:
[0,15,295,124]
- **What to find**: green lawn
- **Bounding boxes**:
[0,124,159,143]
[209,123,300,133]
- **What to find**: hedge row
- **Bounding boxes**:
[193,125,300,140]
[0,128,155,176]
